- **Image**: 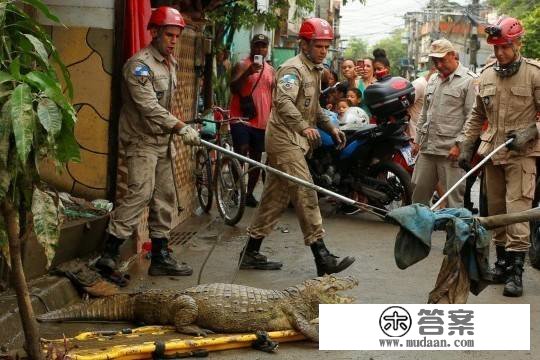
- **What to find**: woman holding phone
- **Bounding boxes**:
[354,57,375,116]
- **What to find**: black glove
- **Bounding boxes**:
[506,123,538,152]
[457,140,476,172]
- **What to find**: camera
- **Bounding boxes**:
[254,55,263,65]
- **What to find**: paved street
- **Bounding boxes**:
[38,186,540,359]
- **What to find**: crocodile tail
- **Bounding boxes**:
[36,294,135,322]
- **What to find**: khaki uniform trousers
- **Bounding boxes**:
[247,148,324,245]
[485,157,536,252]
[108,150,176,240]
[411,153,466,208]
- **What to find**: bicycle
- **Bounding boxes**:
[191,107,247,226]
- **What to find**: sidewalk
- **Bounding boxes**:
[0,212,218,353]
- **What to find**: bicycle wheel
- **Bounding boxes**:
[215,156,246,225]
[194,149,213,213]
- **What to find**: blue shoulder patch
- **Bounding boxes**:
[279,73,298,89]
[133,64,150,77]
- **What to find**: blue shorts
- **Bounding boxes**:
[230,123,266,153]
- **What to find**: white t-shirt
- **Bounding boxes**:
[408,76,428,140]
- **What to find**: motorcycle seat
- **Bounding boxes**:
[343,124,377,136]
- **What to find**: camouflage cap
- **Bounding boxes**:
[428,38,456,58]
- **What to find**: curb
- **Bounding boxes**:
[0,276,80,352]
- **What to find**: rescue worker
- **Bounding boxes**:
[96,7,200,277]
[411,38,478,208]
[240,18,355,276]
[458,17,540,297]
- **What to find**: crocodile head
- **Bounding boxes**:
[300,275,359,304]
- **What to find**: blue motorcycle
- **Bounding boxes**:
[310,120,412,213]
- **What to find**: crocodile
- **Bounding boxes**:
[37,275,358,342]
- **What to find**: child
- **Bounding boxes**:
[336,98,349,122]
[346,88,362,107]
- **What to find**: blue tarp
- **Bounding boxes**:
[387,204,492,300]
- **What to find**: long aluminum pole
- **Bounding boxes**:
[430,138,513,210]
[200,139,386,215]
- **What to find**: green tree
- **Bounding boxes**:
[371,29,407,75]
[488,0,540,58]
[343,37,369,60]
[0,1,79,358]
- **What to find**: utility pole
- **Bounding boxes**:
[468,0,480,72]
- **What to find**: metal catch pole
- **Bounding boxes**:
[200,139,387,216]
[430,138,514,210]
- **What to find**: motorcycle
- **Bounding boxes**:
[311,119,412,213]
[311,75,416,213]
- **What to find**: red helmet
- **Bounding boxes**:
[485,17,524,45]
[147,7,185,30]
[298,18,334,41]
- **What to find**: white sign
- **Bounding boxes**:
[320,304,530,350]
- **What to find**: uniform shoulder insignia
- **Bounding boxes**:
[278,73,299,89]
[133,63,150,77]
[524,58,540,70]
[480,62,494,74]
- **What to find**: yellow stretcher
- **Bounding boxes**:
[41,326,306,359]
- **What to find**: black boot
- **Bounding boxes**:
[310,239,355,277]
[492,246,508,284]
[95,234,124,273]
[148,238,193,276]
[503,252,525,297]
[239,237,283,270]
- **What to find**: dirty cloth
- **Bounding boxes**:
[52,259,121,296]
[386,204,491,303]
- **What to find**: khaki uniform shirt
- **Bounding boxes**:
[265,53,334,154]
[415,64,478,156]
[462,58,540,164]
[118,44,179,155]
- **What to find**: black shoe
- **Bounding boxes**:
[239,250,283,270]
[492,246,508,284]
[95,234,124,273]
[239,236,283,270]
[503,252,525,297]
[148,238,192,276]
[245,194,259,208]
[310,239,355,277]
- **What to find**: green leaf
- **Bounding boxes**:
[9,58,21,80]
[10,83,35,164]
[37,97,61,136]
[21,0,61,24]
[50,51,74,100]
[55,121,80,163]
[22,33,49,65]
[0,71,15,86]
[0,100,12,167]
[24,71,73,114]
[31,188,59,270]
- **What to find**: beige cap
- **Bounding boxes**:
[428,39,456,58]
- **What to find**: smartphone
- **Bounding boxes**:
[356,59,365,69]
[254,55,263,65]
